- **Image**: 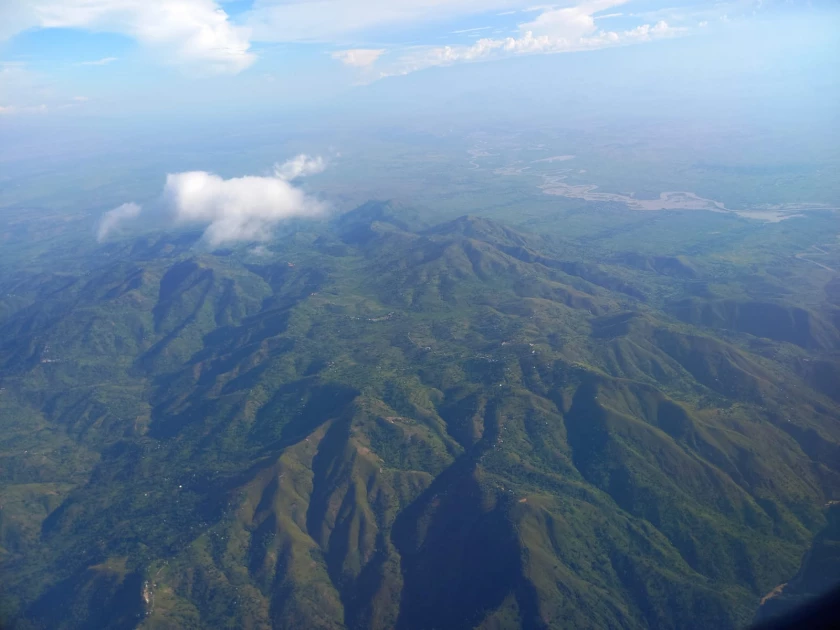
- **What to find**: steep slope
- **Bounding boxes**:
[1,207,839,630]
[754,503,840,625]
[668,298,840,350]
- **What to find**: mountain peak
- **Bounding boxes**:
[336,200,425,231]
[333,200,428,246]
[424,214,542,249]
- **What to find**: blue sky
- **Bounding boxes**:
[0,0,837,246]
[2,0,837,118]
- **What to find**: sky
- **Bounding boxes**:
[1,0,838,119]
[1,0,837,245]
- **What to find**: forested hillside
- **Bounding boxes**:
[1,203,839,629]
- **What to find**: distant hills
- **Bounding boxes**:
[1,201,838,629]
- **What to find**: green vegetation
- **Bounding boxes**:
[1,200,838,629]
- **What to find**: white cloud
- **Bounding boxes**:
[519,0,627,39]
[164,170,326,245]
[248,0,683,79]
[1,0,254,74]
[98,156,327,246]
[332,48,385,67]
[97,202,143,241]
[245,0,528,42]
[0,1,710,80]
[273,154,327,180]
[78,56,119,66]
[384,0,684,77]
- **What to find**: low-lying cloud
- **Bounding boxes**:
[273,154,327,180]
[97,202,142,241]
[96,155,327,245]
[164,167,326,245]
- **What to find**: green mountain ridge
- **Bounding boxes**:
[1,203,838,629]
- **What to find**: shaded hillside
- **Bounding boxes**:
[1,204,839,630]
[754,504,840,625]
[668,298,840,350]
[613,253,698,279]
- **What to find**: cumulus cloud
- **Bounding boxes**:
[384,0,683,76]
[519,1,621,39]
[163,169,326,245]
[97,202,143,241]
[245,0,527,42]
[246,0,682,78]
[1,0,706,79]
[331,48,385,67]
[0,0,254,74]
[273,154,327,180]
[97,156,327,246]
[244,0,691,44]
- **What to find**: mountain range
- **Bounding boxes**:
[1,201,839,629]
